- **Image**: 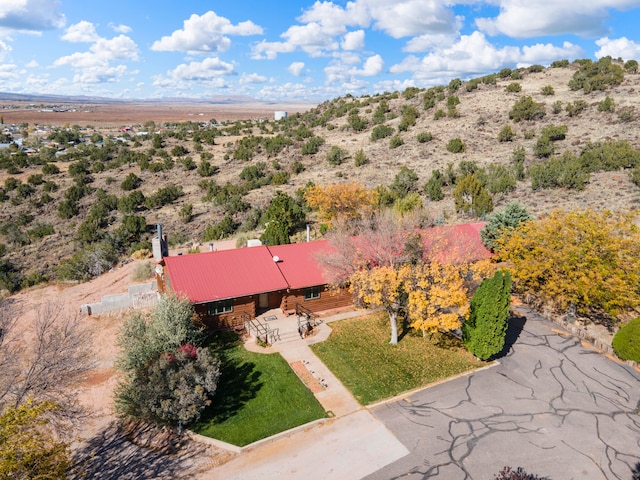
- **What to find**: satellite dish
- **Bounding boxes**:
[273,255,280,262]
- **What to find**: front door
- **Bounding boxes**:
[259,293,269,309]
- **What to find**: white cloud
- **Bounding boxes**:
[54,33,139,86]
[252,40,296,60]
[341,30,365,50]
[288,61,305,76]
[595,36,640,60]
[298,1,369,35]
[55,35,139,68]
[349,54,384,76]
[475,0,640,38]
[151,11,262,54]
[0,39,11,60]
[390,31,582,82]
[0,0,65,32]
[156,57,236,87]
[0,63,18,79]
[61,21,99,43]
[109,22,132,34]
[24,59,38,68]
[240,72,267,84]
[72,64,128,84]
[365,0,459,39]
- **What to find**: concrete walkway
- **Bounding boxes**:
[206,309,411,479]
[244,308,370,417]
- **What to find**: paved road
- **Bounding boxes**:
[367,308,640,480]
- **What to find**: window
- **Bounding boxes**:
[304,287,321,300]
[208,299,233,315]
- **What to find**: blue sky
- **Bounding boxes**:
[1,0,640,101]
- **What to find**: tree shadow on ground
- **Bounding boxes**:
[194,331,263,425]
[494,312,527,359]
[70,421,215,479]
[197,353,263,424]
[632,461,640,480]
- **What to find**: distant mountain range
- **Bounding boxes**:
[0,92,296,105]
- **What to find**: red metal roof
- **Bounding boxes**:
[422,222,492,264]
[268,240,332,289]
[162,223,491,304]
[163,246,288,304]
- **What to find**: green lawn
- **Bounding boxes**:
[192,335,327,446]
[311,312,483,405]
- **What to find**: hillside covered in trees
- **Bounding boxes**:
[0,57,639,293]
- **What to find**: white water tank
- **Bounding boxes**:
[274,111,288,121]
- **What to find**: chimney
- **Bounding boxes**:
[209,242,214,252]
[152,223,168,261]
[306,224,310,242]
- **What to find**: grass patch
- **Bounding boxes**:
[311,312,482,405]
[192,334,327,446]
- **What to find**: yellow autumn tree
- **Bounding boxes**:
[350,265,411,344]
[0,401,71,479]
[351,262,474,343]
[497,209,640,321]
[405,262,470,335]
[304,182,379,225]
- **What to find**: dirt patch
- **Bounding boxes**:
[290,360,325,393]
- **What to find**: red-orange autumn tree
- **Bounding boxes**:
[319,210,482,344]
[497,209,640,323]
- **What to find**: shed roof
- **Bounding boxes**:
[163,246,288,304]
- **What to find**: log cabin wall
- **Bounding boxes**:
[194,296,256,330]
[280,286,352,314]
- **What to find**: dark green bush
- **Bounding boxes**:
[354,149,367,167]
[301,136,325,155]
[612,318,640,362]
[598,96,615,112]
[144,185,183,209]
[417,131,433,143]
[509,96,546,122]
[533,136,554,158]
[505,82,521,93]
[624,59,638,73]
[529,152,589,190]
[292,160,306,173]
[541,85,555,95]
[371,124,394,141]
[566,99,587,117]
[498,125,515,142]
[579,140,640,172]
[42,163,60,175]
[121,173,141,191]
[389,136,404,149]
[424,169,444,201]
[541,124,568,141]
[568,57,624,93]
[326,146,348,166]
[551,59,569,68]
[446,138,465,153]
[453,174,493,217]
[485,164,516,194]
[433,109,446,120]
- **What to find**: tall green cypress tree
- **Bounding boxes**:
[462,270,512,360]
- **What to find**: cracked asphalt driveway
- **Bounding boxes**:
[367,307,640,480]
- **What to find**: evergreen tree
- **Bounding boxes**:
[480,202,532,251]
[462,270,512,360]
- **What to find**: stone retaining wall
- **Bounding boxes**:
[522,305,639,371]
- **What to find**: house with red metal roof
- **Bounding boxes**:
[156,223,491,330]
